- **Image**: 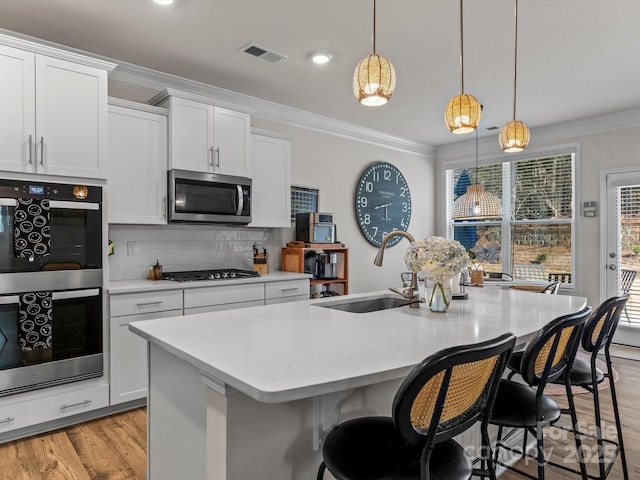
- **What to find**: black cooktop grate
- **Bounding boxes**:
[162,269,260,282]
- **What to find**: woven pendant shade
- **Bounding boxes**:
[445,94,482,134]
[499,120,530,152]
[353,54,396,106]
[453,184,502,219]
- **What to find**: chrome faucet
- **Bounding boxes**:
[374,230,421,308]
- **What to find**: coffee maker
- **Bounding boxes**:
[303,251,338,279]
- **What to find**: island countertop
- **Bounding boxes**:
[130,288,587,404]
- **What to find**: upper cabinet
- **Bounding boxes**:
[151,89,251,177]
[107,99,168,225]
[249,130,291,228]
[0,36,115,179]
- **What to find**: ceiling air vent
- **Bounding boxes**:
[240,43,287,63]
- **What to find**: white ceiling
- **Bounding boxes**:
[2,0,640,149]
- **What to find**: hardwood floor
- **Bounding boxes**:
[0,356,637,479]
[0,407,146,480]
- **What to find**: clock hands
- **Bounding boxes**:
[374,203,392,221]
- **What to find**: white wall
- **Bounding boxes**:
[252,118,435,293]
[435,112,640,309]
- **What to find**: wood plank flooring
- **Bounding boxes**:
[0,356,637,479]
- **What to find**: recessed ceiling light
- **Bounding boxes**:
[153,0,175,6]
[310,53,332,65]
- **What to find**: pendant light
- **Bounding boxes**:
[353,0,396,106]
[445,0,482,134]
[453,126,502,219]
[499,0,530,152]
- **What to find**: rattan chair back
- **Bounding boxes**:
[392,333,516,447]
[582,295,629,353]
[520,306,591,387]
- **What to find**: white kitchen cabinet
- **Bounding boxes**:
[183,283,264,315]
[249,131,291,228]
[107,99,168,224]
[265,279,309,304]
[0,381,109,435]
[0,38,114,178]
[152,88,251,177]
[109,290,183,404]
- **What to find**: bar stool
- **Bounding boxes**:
[316,333,516,480]
[490,306,592,480]
[554,295,629,480]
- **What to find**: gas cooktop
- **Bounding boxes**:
[162,269,260,282]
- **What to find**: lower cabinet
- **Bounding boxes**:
[183,283,264,315]
[109,290,183,405]
[265,279,310,304]
[0,381,109,435]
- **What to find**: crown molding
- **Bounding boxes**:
[109,61,434,158]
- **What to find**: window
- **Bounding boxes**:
[446,153,575,286]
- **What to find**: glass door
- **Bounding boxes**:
[605,170,640,346]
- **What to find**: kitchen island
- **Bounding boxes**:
[130,287,587,480]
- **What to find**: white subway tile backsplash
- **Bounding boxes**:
[108,224,282,281]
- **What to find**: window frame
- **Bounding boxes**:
[444,145,580,291]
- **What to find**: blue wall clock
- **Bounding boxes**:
[355,162,412,247]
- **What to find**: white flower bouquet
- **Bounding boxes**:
[404,236,470,310]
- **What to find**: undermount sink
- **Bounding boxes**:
[314,296,411,313]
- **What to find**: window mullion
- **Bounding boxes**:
[502,162,512,273]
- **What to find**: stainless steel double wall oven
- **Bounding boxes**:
[0,179,103,396]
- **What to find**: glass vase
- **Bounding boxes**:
[427,278,453,312]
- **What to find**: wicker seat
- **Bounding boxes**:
[491,306,592,480]
[317,334,516,480]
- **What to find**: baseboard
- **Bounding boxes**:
[610,343,640,361]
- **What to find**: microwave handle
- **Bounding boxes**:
[0,198,99,211]
[236,185,244,216]
[0,289,99,305]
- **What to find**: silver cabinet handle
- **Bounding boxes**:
[0,417,14,424]
[137,301,163,307]
[40,136,44,166]
[209,146,214,167]
[215,147,220,168]
[28,134,33,165]
[281,288,299,293]
[60,399,92,410]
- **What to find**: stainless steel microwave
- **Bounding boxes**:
[168,170,251,224]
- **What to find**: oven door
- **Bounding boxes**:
[0,198,102,273]
[0,287,103,396]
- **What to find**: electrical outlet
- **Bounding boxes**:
[127,241,138,256]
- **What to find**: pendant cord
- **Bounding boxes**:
[512,0,519,121]
[475,127,479,184]
[372,0,377,55]
[459,0,464,93]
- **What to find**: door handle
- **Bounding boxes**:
[609,264,617,271]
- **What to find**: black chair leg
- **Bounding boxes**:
[606,352,629,480]
[316,461,326,480]
[565,380,588,480]
[536,422,545,480]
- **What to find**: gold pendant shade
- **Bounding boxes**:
[499,120,530,152]
[445,93,482,134]
[452,184,502,219]
[353,54,396,107]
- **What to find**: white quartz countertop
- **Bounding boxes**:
[108,271,311,295]
[130,288,587,404]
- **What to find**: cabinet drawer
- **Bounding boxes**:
[0,382,109,433]
[265,294,309,305]
[184,283,264,309]
[110,290,183,317]
[265,279,309,300]
[184,300,264,315]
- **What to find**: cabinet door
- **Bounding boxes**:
[213,107,250,177]
[0,45,35,174]
[108,104,168,224]
[34,54,108,178]
[110,309,182,405]
[169,96,214,172]
[249,134,291,227]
